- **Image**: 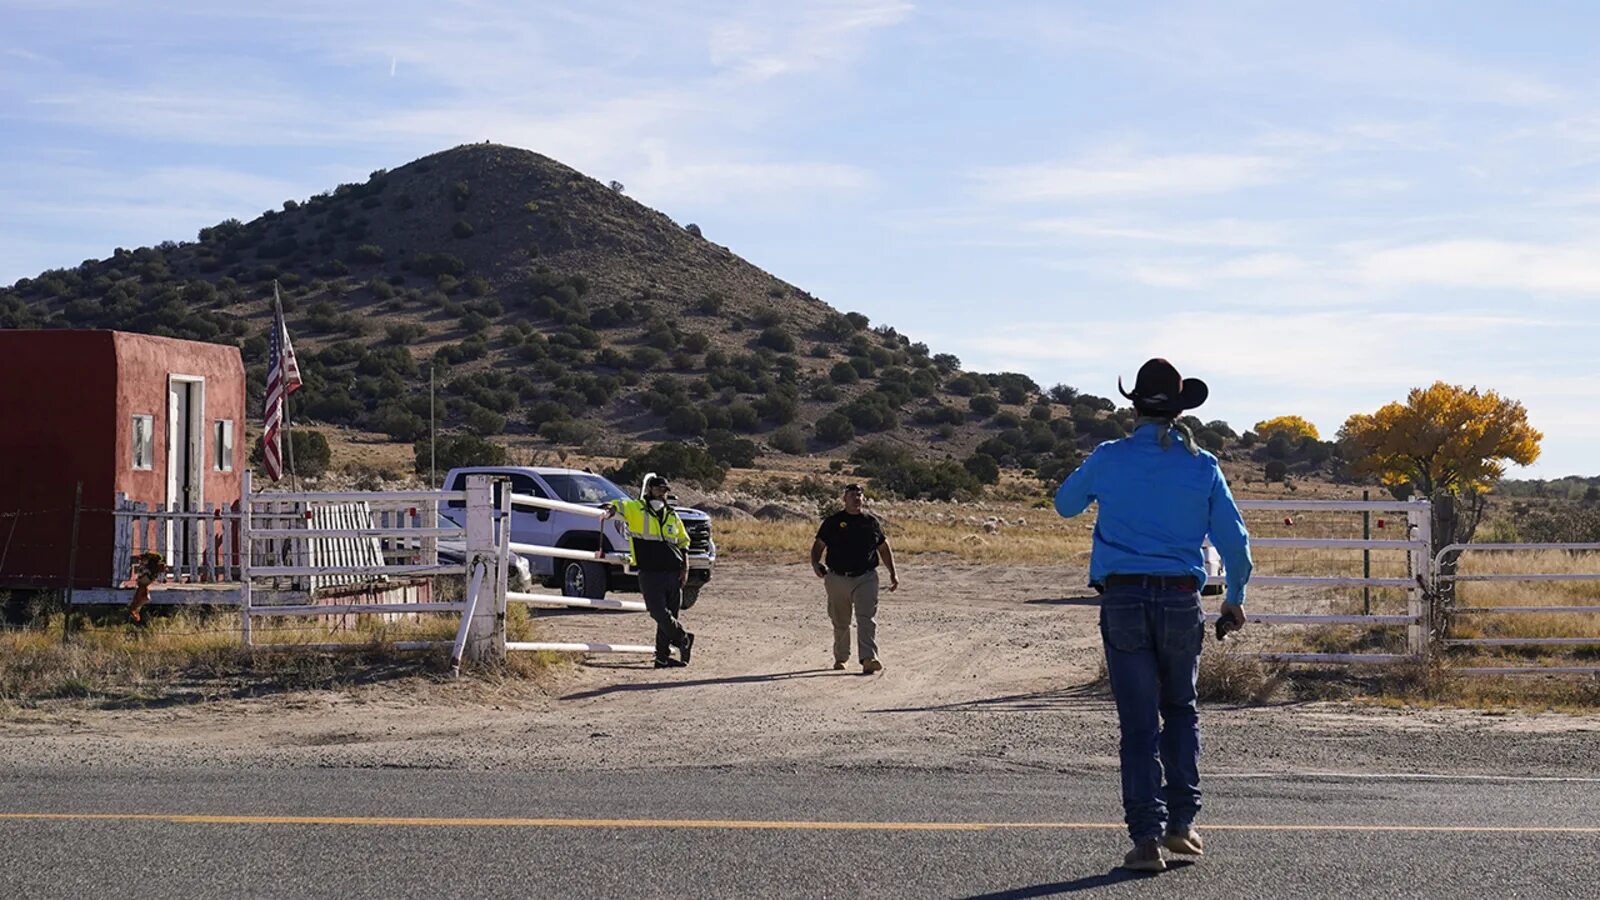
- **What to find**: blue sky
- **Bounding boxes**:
[3,1,1598,476]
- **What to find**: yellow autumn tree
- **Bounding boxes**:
[1253,415,1320,442]
[1340,382,1542,602]
[1339,382,1541,497]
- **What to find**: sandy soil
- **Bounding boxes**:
[3,561,1597,777]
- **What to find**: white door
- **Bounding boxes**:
[166,377,205,568]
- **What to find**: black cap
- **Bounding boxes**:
[843,483,864,494]
[646,476,671,490]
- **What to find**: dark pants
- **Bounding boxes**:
[1099,584,1205,842]
[639,569,689,660]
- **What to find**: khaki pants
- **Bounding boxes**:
[825,570,879,663]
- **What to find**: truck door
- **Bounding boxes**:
[499,473,557,577]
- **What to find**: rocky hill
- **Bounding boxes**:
[0,143,1275,494]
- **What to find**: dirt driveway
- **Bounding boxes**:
[2,561,1597,777]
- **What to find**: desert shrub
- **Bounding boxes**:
[963,453,1001,485]
[706,430,759,468]
[609,442,727,489]
[665,405,708,437]
[770,425,806,455]
[829,361,859,385]
[251,430,331,478]
[756,326,795,352]
[814,412,855,445]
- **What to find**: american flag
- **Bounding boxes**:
[262,282,303,481]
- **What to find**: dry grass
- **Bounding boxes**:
[0,599,554,712]
[1197,645,1287,704]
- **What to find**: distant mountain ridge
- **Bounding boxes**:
[0,143,1263,493]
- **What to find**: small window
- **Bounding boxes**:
[131,414,154,470]
[213,420,234,472]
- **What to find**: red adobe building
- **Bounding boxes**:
[0,330,246,589]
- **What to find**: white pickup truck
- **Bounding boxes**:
[438,466,717,607]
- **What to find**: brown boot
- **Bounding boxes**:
[1121,838,1166,872]
[1164,826,1204,856]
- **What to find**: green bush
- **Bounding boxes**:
[706,430,759,468]
[465,405,507,436]
[727,402,761,432]
[815,412,856,445]
[969,395,999,418]
[609,442,727,489]
[770,425,806,455]
[415,433,506,473]
[851,443,979,501]
[964,453,1001,485]
[248,430,332,479]
[829,361,859,384]
[757,326,795,352]
[539,420,597,445]
[412,253,466,277]
[665,405,708,437]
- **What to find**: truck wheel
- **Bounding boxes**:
[561,560,608,600]
[681,584,702,610]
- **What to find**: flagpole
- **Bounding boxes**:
[274,280,300,492]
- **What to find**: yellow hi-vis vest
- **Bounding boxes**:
[608,498,690,566]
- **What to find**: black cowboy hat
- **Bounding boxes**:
[1118,358,1208,415]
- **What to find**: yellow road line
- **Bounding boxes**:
[0,812,1598,834]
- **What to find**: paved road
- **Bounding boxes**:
[1,766,1595,899]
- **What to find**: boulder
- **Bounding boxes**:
[754,503,811,522]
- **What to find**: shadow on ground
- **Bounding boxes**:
[868,681,1111,715]
[561,668,843,701]
[962,861,1193,898]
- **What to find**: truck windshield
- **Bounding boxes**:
[542,473,631,505]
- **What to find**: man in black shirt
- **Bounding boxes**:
[810,484,899,674]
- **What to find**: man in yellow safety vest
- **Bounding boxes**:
[601,474,695,668]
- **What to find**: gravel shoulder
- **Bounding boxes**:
[2,561,1597,777]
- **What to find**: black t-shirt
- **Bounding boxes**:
[815,512,886,574]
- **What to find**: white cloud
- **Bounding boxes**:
[708,0,914,81]
[973,153,1288,202]
[1019,217,1287,248]
[1357,239,1600,296]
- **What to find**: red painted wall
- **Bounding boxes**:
[111,331,245,512]
[0,330,244,589]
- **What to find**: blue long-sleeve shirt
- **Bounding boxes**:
[1054,423,1253,604]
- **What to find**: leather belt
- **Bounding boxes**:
[1103,574,1199,591]
[831,567,875,578]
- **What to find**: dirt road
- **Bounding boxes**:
[2,561,1597,777]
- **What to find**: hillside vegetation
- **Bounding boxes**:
[2,143,1359,496]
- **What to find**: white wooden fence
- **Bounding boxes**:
[95,484,1600,676]
[1213,498,1433,666]
[1435,542,1600,675]
[499,489,654,656]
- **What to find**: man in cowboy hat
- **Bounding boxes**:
[1053,358,1252,873]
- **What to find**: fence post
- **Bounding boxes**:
[461,475,502,665]
[240,470,253,648]
[1407,499,1433,659]
[496,481,511,657]
[1362,489,1371,616]
[63,481,82,643]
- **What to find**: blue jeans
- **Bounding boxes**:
[1099,584,1205,842]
